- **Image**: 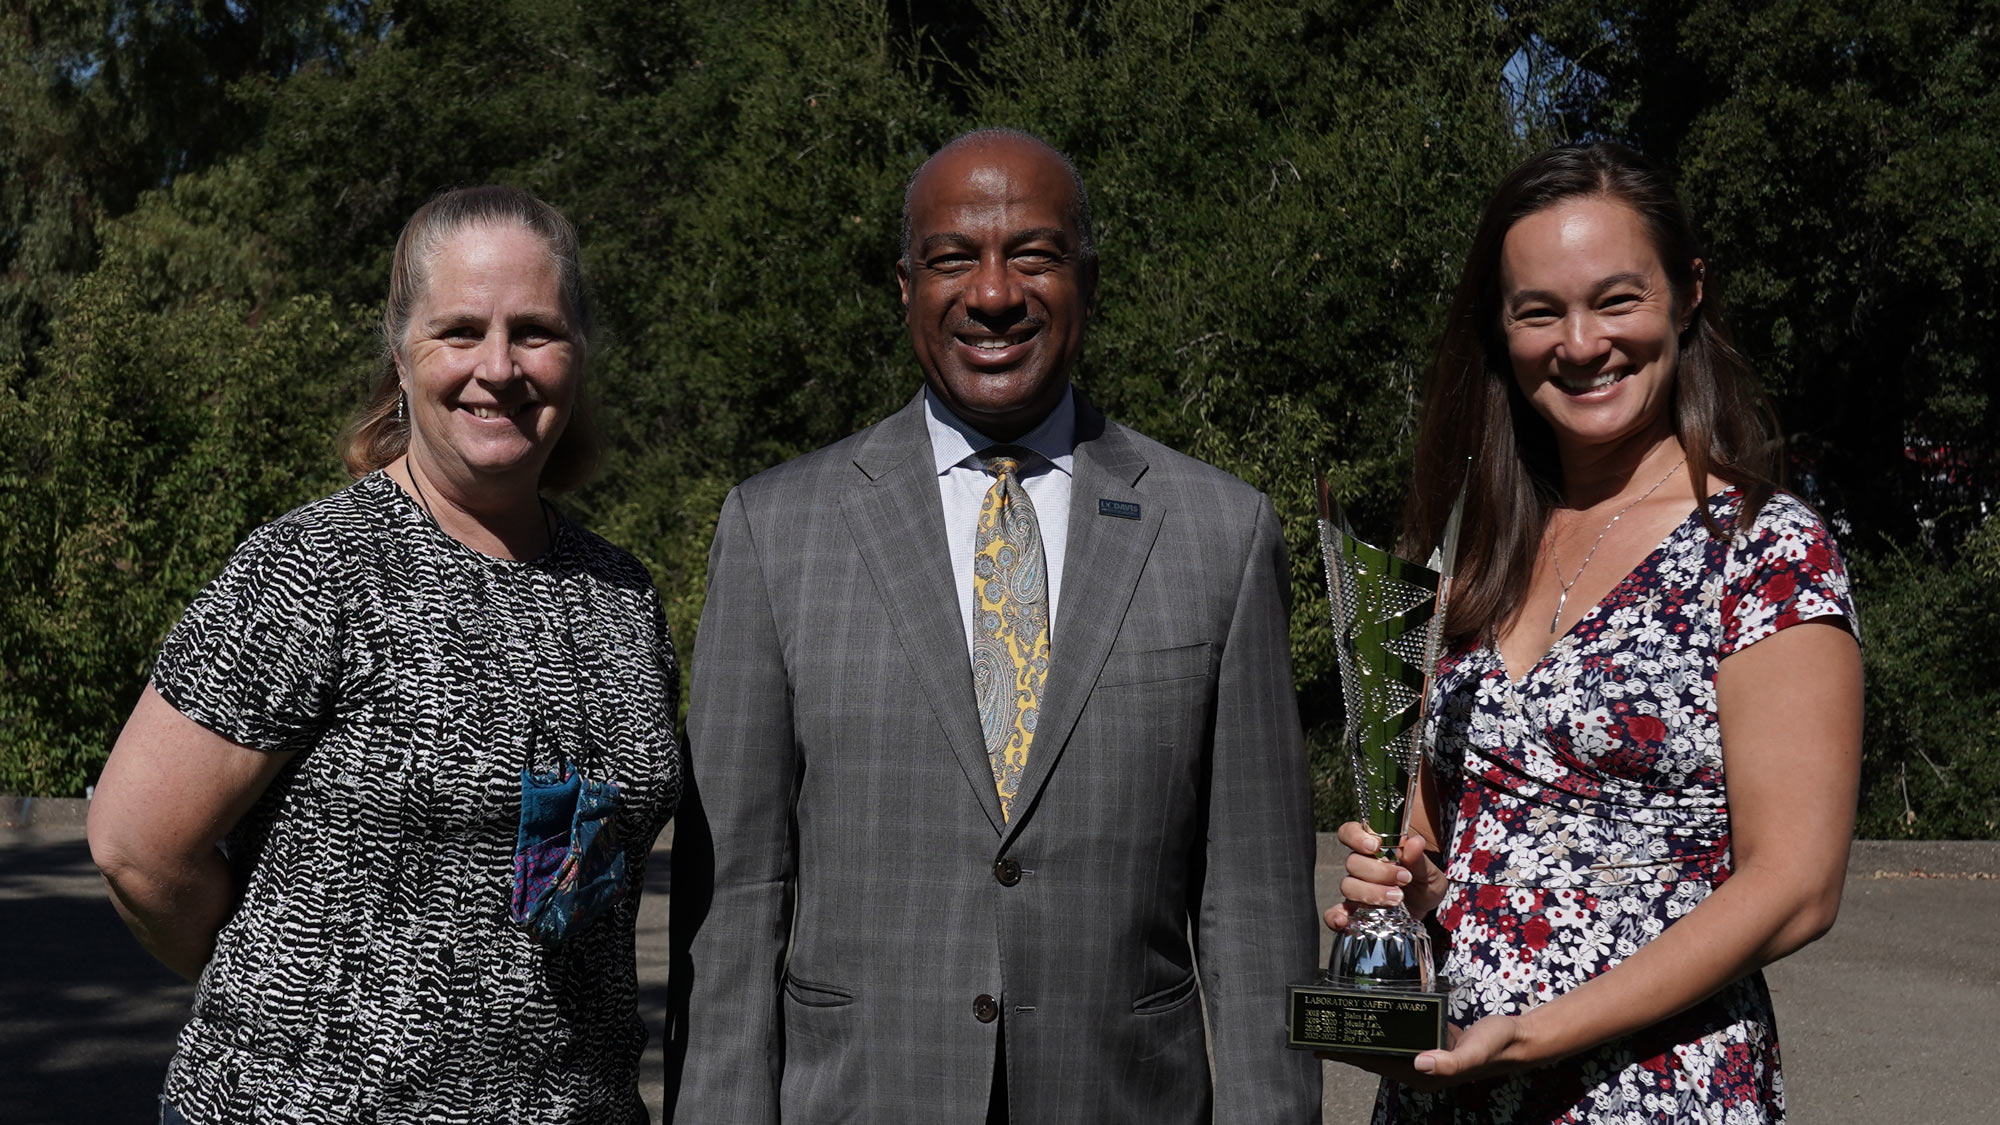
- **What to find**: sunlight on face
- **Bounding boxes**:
[1500,196,1697,460]
[398,222,580,497]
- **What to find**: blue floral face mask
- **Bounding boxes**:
[510,760,628,945]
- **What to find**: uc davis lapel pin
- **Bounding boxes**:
[1098,499,1141,520]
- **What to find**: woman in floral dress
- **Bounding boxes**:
[1324,143,1862,1123]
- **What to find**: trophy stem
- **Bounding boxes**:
[1391,772,1422,858]
[1367,760,1425,862]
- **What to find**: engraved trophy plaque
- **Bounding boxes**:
[1287,475,1463,1056]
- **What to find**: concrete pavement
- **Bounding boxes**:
[6,799,1995,1123]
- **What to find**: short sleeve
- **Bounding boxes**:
[151,520,344,753]
[1718,495,1858,658]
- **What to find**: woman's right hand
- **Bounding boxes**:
[1322,820,1445,933]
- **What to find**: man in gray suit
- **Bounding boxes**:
[666,128,1320,1122]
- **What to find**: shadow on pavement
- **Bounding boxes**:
[0,835,193,1125]
[0,832,675,1125]
[636,846,672,1123]
[8,821,1997,1124]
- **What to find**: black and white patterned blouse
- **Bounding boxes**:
[151,471,681,1124]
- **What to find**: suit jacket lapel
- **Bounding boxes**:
[1006,400,1161,838]
[843,394,1007,834]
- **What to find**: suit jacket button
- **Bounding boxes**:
[993,858,1022,886]
[974,994,1000,1023]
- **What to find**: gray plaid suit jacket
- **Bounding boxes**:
[665,392,1320,1122]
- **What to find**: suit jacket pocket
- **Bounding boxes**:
[1096,642,1213,688]
[783,974,855,1009]
[781,972,859,1104]
[1131,971,1200,1014]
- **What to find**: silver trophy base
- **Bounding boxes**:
[1288,904,1451,1055]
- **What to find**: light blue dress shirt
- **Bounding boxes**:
[924,385,1074,660]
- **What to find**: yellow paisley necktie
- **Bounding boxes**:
[972,448,1050,821]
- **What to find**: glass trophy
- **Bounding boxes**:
[1287,475,1463,1056]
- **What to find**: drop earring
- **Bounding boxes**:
[396,389,407,426]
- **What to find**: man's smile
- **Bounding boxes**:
[952,322,1042,366]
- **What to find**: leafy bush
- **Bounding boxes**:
[1851,518,2000,838]
[0,270,357,794]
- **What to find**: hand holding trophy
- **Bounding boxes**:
[1287,474,1463,1056]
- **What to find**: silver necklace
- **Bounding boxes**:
[1548,457,1686,634]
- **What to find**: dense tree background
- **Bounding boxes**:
[2,0,1994,837]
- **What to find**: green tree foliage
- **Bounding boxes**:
[0,1,384,365]
[0,266,358,793]
[580,1,957,637]
[1,0,1995,838]
[1851,514,2000,838]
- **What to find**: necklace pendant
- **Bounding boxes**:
[1550,589,1569,634]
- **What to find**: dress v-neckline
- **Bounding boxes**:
[1493,494,1730,686]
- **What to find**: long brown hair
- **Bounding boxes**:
[1402,143,1781,647]
[339,185,600,490]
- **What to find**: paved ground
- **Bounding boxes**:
[6,798,1996,1123]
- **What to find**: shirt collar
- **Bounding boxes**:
[924,385,1076,478]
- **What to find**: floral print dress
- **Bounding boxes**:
[1375,490,1855,1124]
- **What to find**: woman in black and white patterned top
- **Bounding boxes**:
[87,186,681,1124]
